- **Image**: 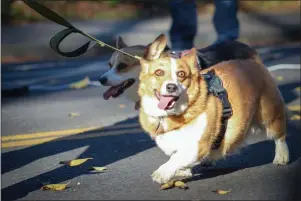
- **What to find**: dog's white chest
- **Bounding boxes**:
[155,113,207,156]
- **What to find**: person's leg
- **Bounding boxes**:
[213,0,239,44]
[169,0,197,50]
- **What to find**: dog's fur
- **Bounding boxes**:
[99,35,261,110]
[138,35,289,184]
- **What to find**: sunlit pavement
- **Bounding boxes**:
[1,45,300,200]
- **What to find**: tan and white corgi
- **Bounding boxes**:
[138,35,289,184]
[99,35,260,110]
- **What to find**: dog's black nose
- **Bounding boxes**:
[99,77,107,85]
[166,83,177,93]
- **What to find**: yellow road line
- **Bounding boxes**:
[1,127,99,142]
[1,123,140,142]
[2,104,298,144]
[1,128,144,148]
[288,105,301,112]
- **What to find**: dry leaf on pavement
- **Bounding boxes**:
[89,167,107,172]
[291,114,301,120]
[295,86,301,92]
[276,76,283,81]
[288,105,301,112]
[160,180,175,190]
[68,112,80,118]
[60,158,93,166]
[212,189,231,195]
[160,180,188,190]
[69,77,90,89]
[174,180,189,189]
[41,181,71,191]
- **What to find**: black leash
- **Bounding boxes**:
[21,0,141,60]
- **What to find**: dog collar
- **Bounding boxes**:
[155,116,165,133]
[167,50,202,70]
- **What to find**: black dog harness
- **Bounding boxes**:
[202,70,233,149]
[167,51,233,150]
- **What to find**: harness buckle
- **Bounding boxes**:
[222,108,233,118]
[216,92,232,118]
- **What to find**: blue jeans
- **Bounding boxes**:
[169,0,239,50]
[213,0,239,43]
[169,0,197,50]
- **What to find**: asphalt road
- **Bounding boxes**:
[1,46,301,200]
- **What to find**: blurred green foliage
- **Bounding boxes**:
[106,0,120,7]
[2,0,300,25]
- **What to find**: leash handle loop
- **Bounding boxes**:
[50,28,94,57]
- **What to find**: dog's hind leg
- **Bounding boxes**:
[266,115,289,165]
[258,90,289,165]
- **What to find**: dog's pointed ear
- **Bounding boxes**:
[139,58,150,74]
[116,36,127,49]
[144,34,167,61]
[181,48,198,72]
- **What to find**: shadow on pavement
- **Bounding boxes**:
[278,82,301,104]
[1,116,155,200]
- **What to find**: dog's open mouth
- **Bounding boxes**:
[155,90,179,110]
[103,79,135,100]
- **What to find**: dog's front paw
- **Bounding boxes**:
[151,165,175,184]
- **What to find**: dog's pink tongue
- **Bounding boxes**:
[158,96,175,110]
[103,86,119,100]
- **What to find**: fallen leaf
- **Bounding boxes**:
[174,180,189,189]
[291,114,301,120]
[295,86,301,92]
[288,105,301,112]
[60,158,93,166]
[69,77,90,89]
[160,180,188,190]
[89,167,107,172]
[276,76,283,81]
[68,112,80,118]
[119,104,125,108]
[160,180,175,190]
[41,181,71,191]
[212,189,231,195]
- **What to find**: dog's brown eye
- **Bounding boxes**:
[117,63,127,71]
[155,69,164,76]
[108,63,112,68]
[177,71,186,78]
